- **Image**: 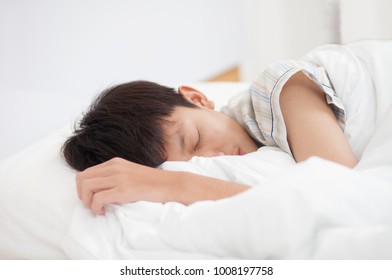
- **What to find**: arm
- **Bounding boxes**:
[280,72,357,167]
[76,157,249,214]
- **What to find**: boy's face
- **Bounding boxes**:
[163,87,259,161]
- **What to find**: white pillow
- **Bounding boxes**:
[0,126,78,259]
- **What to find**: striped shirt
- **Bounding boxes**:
[222,60,346,157]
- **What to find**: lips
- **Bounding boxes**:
[237,148,245,156]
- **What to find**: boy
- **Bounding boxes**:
[63,63,357,215]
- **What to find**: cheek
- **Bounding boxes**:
[212,118,232,135]
[212,119,241,142]
[222,117,244,134]
[203,112,242,142]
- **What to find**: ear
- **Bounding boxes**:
[178,86,215,110]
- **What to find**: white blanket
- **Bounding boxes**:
[62,40,392,259]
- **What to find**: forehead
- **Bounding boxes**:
[166,106,200,130]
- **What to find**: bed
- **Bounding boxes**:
[1,40,392,260]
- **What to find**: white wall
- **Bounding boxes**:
[240,0,392,81]
[240,0,341,81]
[0,0,246,92]
[2,0,391,160]
[340,0,392,43]
[0,0,246,159]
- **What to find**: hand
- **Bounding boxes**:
[76,157,173,215]
[76,157,250,215]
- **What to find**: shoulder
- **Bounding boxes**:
[251,60,307,96]
[280,72,357,167]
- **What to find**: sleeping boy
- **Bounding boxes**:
[62,46,359,215]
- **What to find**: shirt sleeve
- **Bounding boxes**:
[222,60,346,157]
[250,60,346,156]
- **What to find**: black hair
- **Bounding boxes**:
[61,80,197,171]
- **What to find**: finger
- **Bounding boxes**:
[76,161,120,198]
[75,173,82,199]
[90,188,124,215]
[78,176,115,207]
